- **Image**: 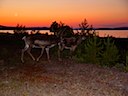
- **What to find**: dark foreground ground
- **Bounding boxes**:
[0,34,128,96]
[0,59,128,96]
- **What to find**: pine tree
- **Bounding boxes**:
[75,35,103,64]
[100,37,119,67]
[83,36,102,64]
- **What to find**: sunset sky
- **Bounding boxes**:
[0,0,128,28]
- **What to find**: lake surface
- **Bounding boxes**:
[0,30,128,38]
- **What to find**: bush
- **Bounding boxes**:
[74,36,120,68]
[100,37,119,67]
[75,36,103,64]
[124,51,128,72]
[0,48,9,59]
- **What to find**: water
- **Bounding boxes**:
[96,30,128,38]
[0,30,128,38]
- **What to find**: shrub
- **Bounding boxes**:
[124,51,128,72]
[83,36,103,64]
[0,48,9,59]
[75,35,103,64]
[100,37,119,67]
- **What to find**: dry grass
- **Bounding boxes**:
[0,59,128,96]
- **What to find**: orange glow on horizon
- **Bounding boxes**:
[0,0,128,28]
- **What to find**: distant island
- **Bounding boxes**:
[75,27,128,30]
[0,25,49,30]
[0,25,128,30]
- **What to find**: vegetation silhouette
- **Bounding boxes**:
[0,19,128,71]
[50,21,74,38]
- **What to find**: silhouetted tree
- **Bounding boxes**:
[50,21,74,38]
[13,24,28,34]
[78,19,98,37]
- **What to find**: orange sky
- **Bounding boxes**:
[0,0,128,28]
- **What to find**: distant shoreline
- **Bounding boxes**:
[0,25,128,30]
[1,28,128,30]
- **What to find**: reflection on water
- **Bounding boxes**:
[0,30,128,38]
[97,30,128,38]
